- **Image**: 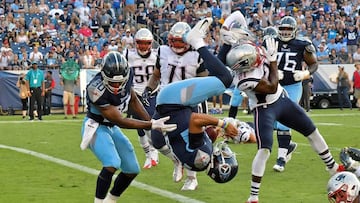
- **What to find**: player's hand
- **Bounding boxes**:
[220,28,236,45]
[264,37,278,62]
[293,70,310,81]
[151,116,177,132]
[141,87,152,107]
[278,70,284,80]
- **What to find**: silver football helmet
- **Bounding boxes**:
[229,21,257,44]
[278,16,297,42]
[327,171,360,203]
[101,51,129,95]
[226,43,265,73]
[135,28,153,56]
[168,22,191,54]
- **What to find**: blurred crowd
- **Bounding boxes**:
[1,0,360,71]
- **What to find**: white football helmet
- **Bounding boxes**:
[168,22,191,54]
[327,171,360,203]
[278,16,297,42]
[223,117,253,143]
[226,43,265,73]
[135,28,153,56]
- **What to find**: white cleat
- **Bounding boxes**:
[181,177,198,191]
[143,156,153,169]
[183,17,213,50]
[173,161,184,182]
[150,149,159,166]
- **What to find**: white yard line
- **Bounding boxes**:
[0,144,205,203]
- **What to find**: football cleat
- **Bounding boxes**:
[285,141,298,163]
[183,17,213,50]
[181,177,198,191]
[150,149,159,166]
[327,163,345,176]
[173,161,184,182]
[273,157,286,172]
[245,201,258,203]
[143,155,153,169]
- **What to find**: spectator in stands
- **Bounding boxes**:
[210,1,222,19]
[0,41,13,70]
[135,3,148,29]
[10,0,26,18]
[329,48,339,64]
[338,47,350,64]
[99,8,112,33]
[312,33,323,50]
[121,29,134,49]
[353,47,360,63]
[9,54,22,70]
[327,38,338,52]
[75,0,91,26]
[29,31,41,47]
[333,66,353,110]
[29,46,43,63]
[99,43,109,58]
[82,49,95,69]
[38,0,50,14]
[78,23,93,38]
[124,0,136,20]
[28,0,39,14]
[181,9,194,26]
[17,73,29,119]
[345,23,358,63]
[44,47,59,69]
[317,45,330,64]
[48,3,64,18]
[16,28,29,44]
[43,70,55,115]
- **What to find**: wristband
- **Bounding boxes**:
[217,119,229,129]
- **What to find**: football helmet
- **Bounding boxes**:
[223,117,253,143]
[168,22,191,54]
[135,28,154,56]
[278,16,297,42]
[229,21,257,44]
[207,141,238,183]
[226,43,265,73]
[263,26,278,39]
[327,171,360,203]
[101,51,129,95]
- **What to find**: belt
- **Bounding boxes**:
[30,87,41,89]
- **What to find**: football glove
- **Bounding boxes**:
[278,70,284,80]
[222,11,247,29]
[340,148,360,172]
[151,116,177,132]
[264,37,278,62]
[141,87,152,107]
[293,70,310,81]
[347,147,360,161]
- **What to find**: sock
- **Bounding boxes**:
[277,132,291,159]
[94,197,103,203]
[307,129,336,169]
[104,193,118,203]
[158,145,180,164]
[110,172,137,197]
[186,169,197,178]
[96,168,115,199]
[139,136,150,155]
[252,148,271,177]
[228,106,238,118]
[249,182,261,200]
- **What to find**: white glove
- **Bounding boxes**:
[151,116,177,132]
[278,70,284,80]
[183,17,212,50]
[264,37,278,62]
[220,28,237,45]
[293,70,310,81]
[223,11,247,29]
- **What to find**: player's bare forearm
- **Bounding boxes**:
[146,71,160,90]
[255,61,278,94]
[100,105,152,130]
[304,51,318,75]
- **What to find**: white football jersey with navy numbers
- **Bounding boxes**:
[232,62,284,110]
[126,48,157,95]
[157,45,204,89]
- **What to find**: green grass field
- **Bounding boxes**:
[1,109,360,203]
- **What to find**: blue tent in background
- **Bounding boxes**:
[0,71,21,110]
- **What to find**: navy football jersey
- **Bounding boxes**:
[86,70,134,125]
[276,37,312,85]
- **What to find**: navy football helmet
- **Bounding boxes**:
[263,26,278,39]
[207,141,238,183]
[278,16,297,42]
[327,171,360,203]
[101,51,129,95]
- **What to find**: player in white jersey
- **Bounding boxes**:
[125,28,159,169]
[182,17,342,203]
[142,22,208,191]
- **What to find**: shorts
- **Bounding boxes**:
[355,88,360,99]
[63,91,74,105]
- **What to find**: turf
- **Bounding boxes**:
[0,108,359,203]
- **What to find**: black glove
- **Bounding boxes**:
[141,87,152,107]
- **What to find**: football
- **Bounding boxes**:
[205,126,218,143]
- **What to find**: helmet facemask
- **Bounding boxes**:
[168,22,191,55]
[327,171,360,203]
[135,28,154,56]
[101,71,129,95]
[278,16,297,42]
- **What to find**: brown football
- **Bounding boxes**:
[205,126,218,143]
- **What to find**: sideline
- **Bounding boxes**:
[0,144,205,203]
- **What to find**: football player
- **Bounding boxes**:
[125,28,159,169]
[217,117,257,144]
[80,51,176,203]
[152,18,240,185]
[142,21,209,190]
[270,16,319,172]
